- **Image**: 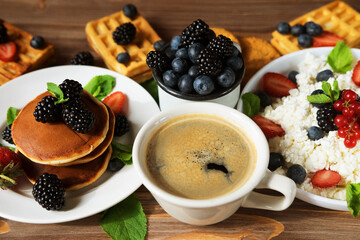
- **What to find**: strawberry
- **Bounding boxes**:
[352,61,360,86]
[0,147,23,190]
[0,41,17,62]
[311,169,341,188]
[102,91,126,115]
[252,115,285,138]
[262,72,297,97]
[313,31,344,47]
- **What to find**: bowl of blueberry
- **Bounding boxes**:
[146,19,245,110]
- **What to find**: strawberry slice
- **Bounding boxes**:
[252,115,285,138]
[311,169,341,188]
[352,61,360,86]
[262,72,297,97]
[0,147,22,190]
[0,41,17,62]
[313,31,344,47]
[102,91,126,115]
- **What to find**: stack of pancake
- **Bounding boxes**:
[12,90,115,190]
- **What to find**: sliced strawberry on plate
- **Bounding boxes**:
[311,169,341,188]
[0,147,22,190]
[352,61,360,86]
[0,41,17,62]
[252,115,285,138]
[262,72,297,97]
[313,31,344,47]
[102,91,126,115]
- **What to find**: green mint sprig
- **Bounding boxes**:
[111,141,133,165]
[47,82,69,104]
[307,80,339,104]
[84,75,116,100]
[6,107,18,125]
[241,92,260,119]
[346,183,360,218]
[100,194,147,240]
[327,41,353,74]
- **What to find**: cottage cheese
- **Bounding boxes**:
[262,53,360,201]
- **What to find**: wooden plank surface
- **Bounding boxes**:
[1,0,360,239]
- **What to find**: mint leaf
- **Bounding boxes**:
[307,94,332,104]
[327,41,353,74]
[0,144,15,151]
[322,81,332,98]
[332,80,340,100]
[241,92,260,118]
[6,107,18,125]
[346,183,360,217]
[47,82,69,104]
[111,142,133,165]
[84,75,116,100]
[141,79,159,104]
[100,194,147,240]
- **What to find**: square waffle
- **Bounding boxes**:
[271,1,360,55]
[0,20,55,85]
[86,11,161,84]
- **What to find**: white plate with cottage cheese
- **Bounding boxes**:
[0,65,160,223]
[238,47,360,211]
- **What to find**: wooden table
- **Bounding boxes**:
[1,0,360,239]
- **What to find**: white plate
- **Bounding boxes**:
[0,65,160,223]
[237,47,360,211]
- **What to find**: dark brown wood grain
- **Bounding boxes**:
[1,0,360,239]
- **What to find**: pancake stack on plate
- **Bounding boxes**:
[12,90,115,190]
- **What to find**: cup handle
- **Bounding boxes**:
[241,171,297,211]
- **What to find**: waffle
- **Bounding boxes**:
[86,11,160,83]
[212,27,240,45]
[0,20,55,85]
[271,1,360,55]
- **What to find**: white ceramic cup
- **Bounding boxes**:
[133,102,296,225]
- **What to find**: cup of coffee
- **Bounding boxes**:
[133,102,296,225]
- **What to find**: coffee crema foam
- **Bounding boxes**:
[146,114,256,200]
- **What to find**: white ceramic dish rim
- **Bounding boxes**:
[237,47,360,212]
[0,65,161,223]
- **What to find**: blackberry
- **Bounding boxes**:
[112,22,136,45]
[59,79,83,101]
[196,48,222,77]
[146,50,170,72]
[33,95,62,123]
[180,19,211,48]
[0,23,8,44]
[114,114,130,136]
[32,173,65,210]
[207,35,233,58]
[70,51,94,65]
[316,104,338,133]
[1,124,14,144]
[62,100,95,134]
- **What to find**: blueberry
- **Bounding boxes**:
[162,70,178,89]
[188,43,204,63]
[288,70,299,85]
[305,21,323,36]
[316,69,334,82]
[286,164,306,184]
[170,35,181,50]
[254,90,272,108]
[231,45,240,57]
[178,74,194,93]
[291,24,305,37]
[226,56,243,72]
[193,75,214,95]
[188,65,199,78]
[277,22,291,34]
[216,67,235,88]
[268,152,285,171]
[175,48,189,59]
[298,34,313,48]
[123,4,137,19]
[308,126,325,140]
[164,48,176,59]
[154,40,166,51]
[107,158,125,172]
[116,52,130,63]
[310,89,328,108]
[171,57,188,74]
[30,36,45,49]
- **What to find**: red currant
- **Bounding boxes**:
[334,99,345,112]
[354,122,360,129]
[342,90,358,102]
[354,129,360,140]
[343,108,355,118]
[338,127,348,138]
[351,101,360,114]
[344,137,357,148]
[334,115,348,127]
